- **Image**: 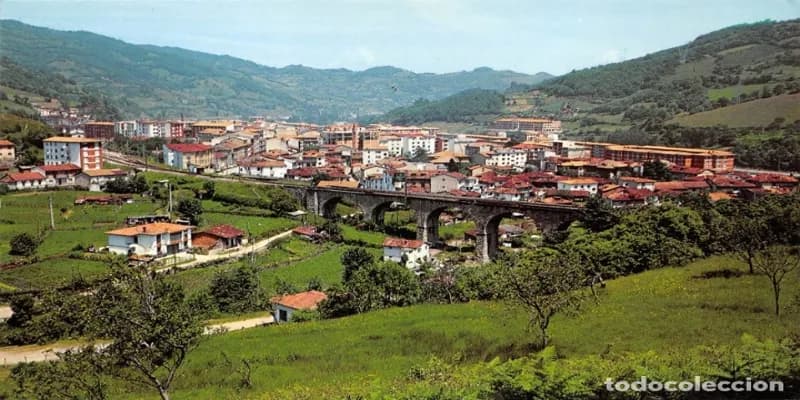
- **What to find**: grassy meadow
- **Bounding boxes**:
[2,254,789,399]
[670,93,800,127]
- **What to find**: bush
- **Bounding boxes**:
[9,233,39,257]
[208,265,265,313]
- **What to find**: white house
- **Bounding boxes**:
[238,159,288,179]
[618,176,657,191]
[0,171,48,191]
[362,146,390,165]
[75,169,129,192]
[383,237,430,269]
[105,222,193,257]
[484,148,528,169]
[271,290,328,323]
[557,178,599,194]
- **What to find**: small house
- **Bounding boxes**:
[271,290,328,323]
[383,237,430,269]
[192,224,245,254]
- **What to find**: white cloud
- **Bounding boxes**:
[600,49,623,64]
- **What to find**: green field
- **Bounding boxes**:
[670,93,800,127]
[18,253,792,399]
[706,83,770,101]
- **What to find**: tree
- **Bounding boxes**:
[447,159,459,173]
[493,249,588,348]
[11,347,108,400]
[410,147,430,162]
[268,190,299,216]
[727,217,769,274]
[89,264,203,400]
[176,198,203,225]
[318,219,342,242]
[642,160,672,181]
[341,247,375,282]
[580,195,619,232]
[202,180,216,199]
[209,265,264,313]
[6,294,35,328]
[752,246,800,317]
[9,233,39,256]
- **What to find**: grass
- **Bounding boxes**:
[18,253,794,399]
[0,258,111,291]
[340,224,386,247]
[670,93,800,127]
[706,83,770,101]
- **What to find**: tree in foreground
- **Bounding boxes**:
[341,247,375,282]
[753,246,800,317]
[90,264,204,400]
[493,249,588,348]
[11,263,203,400]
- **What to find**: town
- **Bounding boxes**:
[0,9,799,400]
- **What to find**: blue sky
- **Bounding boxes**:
[1,0,798,75]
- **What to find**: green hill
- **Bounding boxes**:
[374,19,800,131]
[2,255,792,399]
[0,20,550,123]
[670,93,800,127]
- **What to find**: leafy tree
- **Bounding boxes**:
[341,247,375,282]
[9,232,38,256]
[202,180,216,199]
[642,160,672,181]
[409,147,430,162]
[89,263,203,400]
[6,294,35,328]
[493,249,588,348]
[752,246,800,317]
[727,216,769,274]
[580,195,619,232]
[209,265,265,313]
[268,189,299,216]
[11,347,109,400]
[318,219,342,242]
[176,198,203,225]
[446,158,458,173]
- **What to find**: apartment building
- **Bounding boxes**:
[43,136,103,171]
[554,141,736,172]
[163,143,213,173]
[83,121,115,140]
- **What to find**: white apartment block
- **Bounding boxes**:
[43,136,103,171]
[485,148,528,169]
[363,147,390,165]
[401,135,436,157]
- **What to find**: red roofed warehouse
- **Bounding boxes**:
[271,290,328,322]
[191,224,245,254]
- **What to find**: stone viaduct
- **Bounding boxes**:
[283,186,583,263]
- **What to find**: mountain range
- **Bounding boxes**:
[0,19,551,123]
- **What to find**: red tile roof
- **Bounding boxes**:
[202,224,245,239]
[0,139,14,146]
[654,181,710,192]
[166,143,212,153]
[292,226,318,236]
[747,174,799,184]
[38,164,82,173]
[383,237,424,249]
[271,290,327,310]
[1,172,46,182]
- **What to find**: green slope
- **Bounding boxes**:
[10,254,790,399]
[0,20,551,123]
[670,93,800,127]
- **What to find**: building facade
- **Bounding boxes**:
[43,136,103,171]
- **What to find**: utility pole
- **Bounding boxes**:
[48,195,55,229]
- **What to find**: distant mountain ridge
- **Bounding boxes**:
[0,19,552,123]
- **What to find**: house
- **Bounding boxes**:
[292,226,322,241]
[483,148,528,169]
[43,136,103,171]
[0,171,48,191]
[654,180,710,196]
[383,237,430,269]
[75,169,129,192]
[105,222,193,257]
[191,224,245,254]
[238,158,288,179]
[557,178,599,195]
[746,174,799,190]
[430,172,467,193]
[618,177,656,191]
[361,173,394,191]
[362,145,390,165]
[271,290,328,323]
[163,143,213,173]
[0,139,14,163]
[33,164,82,187]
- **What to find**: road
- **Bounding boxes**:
[0,315,276,365]
[156,229,294,273]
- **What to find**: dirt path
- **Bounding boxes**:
[0,315,275,366]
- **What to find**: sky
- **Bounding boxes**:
[1,0,798,75]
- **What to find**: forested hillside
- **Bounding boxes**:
[371,89,506,125]
[0,20,550,122]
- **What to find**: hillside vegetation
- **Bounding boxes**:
[0,20,550,122]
